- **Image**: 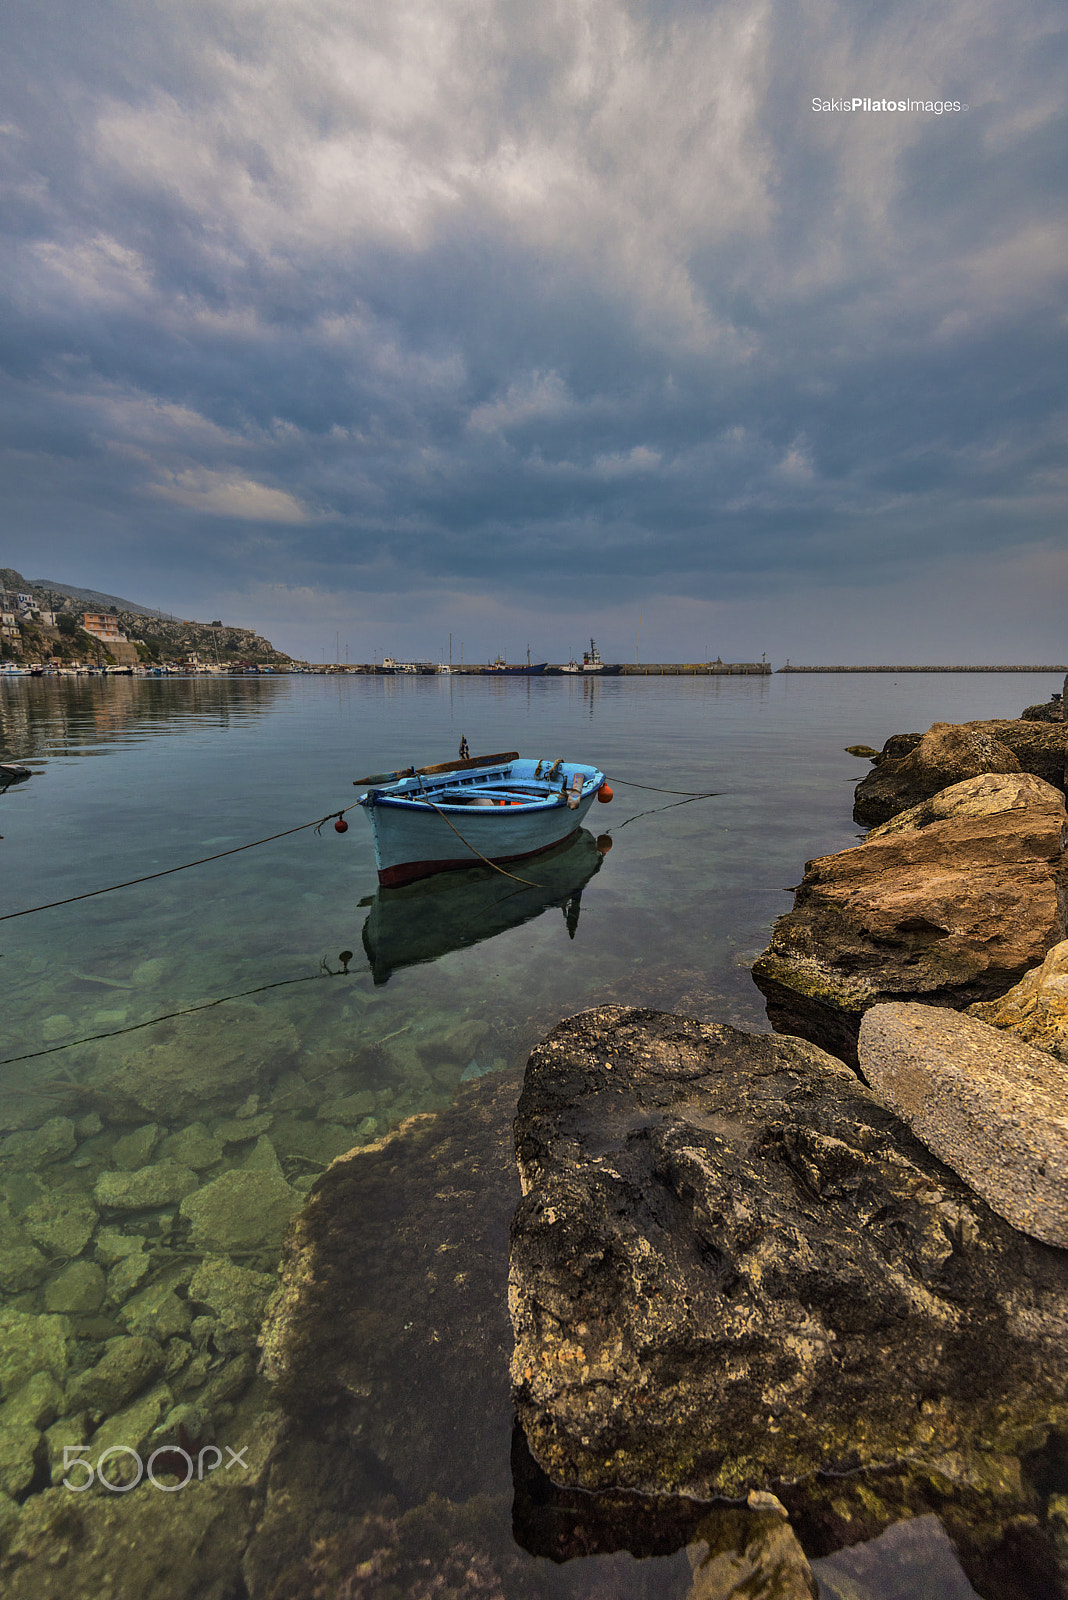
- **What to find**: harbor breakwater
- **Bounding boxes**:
[779,663,1068,672]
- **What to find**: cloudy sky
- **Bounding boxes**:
[2,0,1065,663]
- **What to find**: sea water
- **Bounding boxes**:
[0,670,1058,1595]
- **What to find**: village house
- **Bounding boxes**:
[80,612,140,666]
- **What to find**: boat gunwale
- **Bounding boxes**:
[357,759,605,816]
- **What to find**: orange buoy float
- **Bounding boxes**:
[596,782,613,803]
[334,818,349,832]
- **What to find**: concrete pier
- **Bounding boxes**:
[617,662,771,676]
[777,665,1068,673]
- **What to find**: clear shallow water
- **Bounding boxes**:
[0,670,1060,1595]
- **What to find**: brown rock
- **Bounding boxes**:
[752,773,1068,1064]
[859,1001,1068,1246]
[686,1506,817,1599]
[853,722,1021,826]
[968,939,1068,1063]
[508,1007,1068,1507]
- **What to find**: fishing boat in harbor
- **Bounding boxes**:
[560,639,606,673]
[480,653,547,675]
[354,750,612,885]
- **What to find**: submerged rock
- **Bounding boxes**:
[109,1123,161,1171]
[156,1121,225,1170]
[22,1192,98,1258]
[43,1260,106,1315]
[0,1311,70,1400]
[66,1335,165,1414]
[180,1168,301,1254]
[967,937,1068,1063]
[752,772,1068,1064]
[811,1513,981,1600]
[508,1007,1068,1502]
[85,1004,299,1123]
[88,1382,173,1485]
[685,1504,817,1599]
[0,1408,282,1600]
[0,1119,77,1171]
[0,1215,49,1293]
[858,1002,1068,1247]
[93,1162,198,1212]
[0,1425,42,1499]
[188,1257,273,1355]
[260,1076,522,1506]
[118,1270,194,1342]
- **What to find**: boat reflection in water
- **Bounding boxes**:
[360,827,609,985]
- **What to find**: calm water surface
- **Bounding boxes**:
[0,671,1058,1597]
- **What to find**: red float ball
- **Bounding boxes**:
[334,818,349,833]
[596,782,613,803]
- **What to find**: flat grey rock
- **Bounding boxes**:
[859,1001,1068,1246]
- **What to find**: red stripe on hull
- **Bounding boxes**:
[377,829,580,887]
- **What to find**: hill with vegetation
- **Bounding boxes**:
[0,570,292,667]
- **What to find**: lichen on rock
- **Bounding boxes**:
[508,1006,1068,1505]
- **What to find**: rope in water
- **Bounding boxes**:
[0,773,721,922]
[609,779,720,796]
[0,964,345,1068]
[0,807,354,922]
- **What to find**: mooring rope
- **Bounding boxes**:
[609,779,720,797]
[0,773,721,923]
[0,965,343,1068]
[609,792,722,832]
[0,807,354,923]
[413,775,544,888]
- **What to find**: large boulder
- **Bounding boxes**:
[858,1001,1068,1247]
[752,772,1068,1064]
[854,719,1065,826]
[509,1007,1068,1513]
[968,938,1068,1063]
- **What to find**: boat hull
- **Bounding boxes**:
[357,757,606,885]
[480,663,548,675]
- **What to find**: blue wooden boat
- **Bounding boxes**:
[355,752,610,885]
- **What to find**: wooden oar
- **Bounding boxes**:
[354,750,519,787]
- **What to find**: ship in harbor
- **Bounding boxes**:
[481,651,547,675]
[560,638,606,673]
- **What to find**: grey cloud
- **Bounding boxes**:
[0,0,1065,657]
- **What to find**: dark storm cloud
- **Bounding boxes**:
[0,0,1065,655]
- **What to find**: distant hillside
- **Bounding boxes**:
[1,570,291,666]
[28,579,180,620]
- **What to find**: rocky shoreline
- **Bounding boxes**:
[3,698,1068,1597]
[504,701,1068,1594]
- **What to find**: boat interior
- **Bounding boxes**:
[364,759,596,811]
